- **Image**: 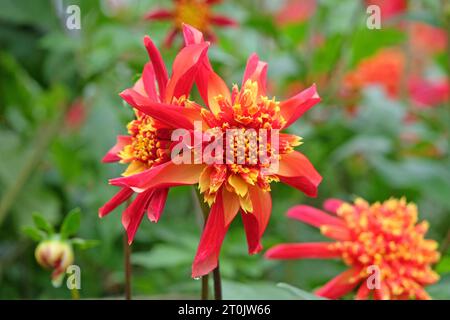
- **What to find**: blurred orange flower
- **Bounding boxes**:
[266,197,440,300]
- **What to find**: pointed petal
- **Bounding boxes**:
[99,187,134,217]
[316,268,362,299]
[102,135,132,163]
[144,9,173,20]
[280,84,321,128]
[143,36,169,98]
[287,205,346,228]
[122,190,154,244]
[241,187,272,254]
[210,15,238,26]
[242,53,268,96]
[192,191,230,278]
[277,151,322,197]
[323,198,345,215]
[320,225,352,241]
[147,188,169,222]
[140,62,159,101]
[222,189,240,225]
[265,243,340,259]
[182,24,205,45]
[164,42,209,101]
[110,162,205,192]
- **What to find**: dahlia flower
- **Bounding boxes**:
[112,25,322,278]
[266,198,440,300]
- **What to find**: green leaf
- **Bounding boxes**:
[60,208,81,239]
[32,212,54,235]
[277,283,326,300]
[436,256,450,275]
[21,226,46,242]
[131,245,193,269]
[71,238,99,250]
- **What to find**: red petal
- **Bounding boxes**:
[277,151,322,197]
[140,62,159,101]
[110,162,205,192]
[265,242,340,259]
[355,283,370,300]
[241,187,272,254]
[164,42,209,101]
[120,89,200,130]
[143,36,169,99]
[280,84,321,128]
[143,9,173,20]
[102,135,132,163]
[316,268,362,299]
[147,188,169,222]
[287,205,346,228]
[210,15,238,26]
[122,190,154,244]
[99,187,134,217]
[182,24,205,46]
[323,198,345,214]
[242,53,268,96]
[222,189,240,224]
[192,191,230,278]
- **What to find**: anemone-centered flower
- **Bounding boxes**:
[112,25,322,278]
[100,33,209,243]
[144,0,236,48]
[266,198,440,300]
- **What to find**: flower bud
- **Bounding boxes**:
[35,239,74,287]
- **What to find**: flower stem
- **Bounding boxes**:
[124,199,132,300]
[201,274,209,300]
[193,188,222,300]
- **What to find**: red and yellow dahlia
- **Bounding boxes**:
[100,32,209,243]
[144,0,236,48]
[266,197,441,300]
[111,25,322,278]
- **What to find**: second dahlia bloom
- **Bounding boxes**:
[112,25,322,278]
[144,0,236,48]
[266,198,440,300]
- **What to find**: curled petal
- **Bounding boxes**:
[265,243,341,259]
[243,53,268,96]
[280,84,321,128]
[147,188,169,223]
[99,187,134,217]
[287,205,346,228]
[102,135,132,163]
[143,36,169,98]
[323,198,345,215]
[182,23,205,46]
[110,161,205,192]
[277,151,322,197]
[165,42,210,101]
[192,191,231,278]
[316,268,363,299]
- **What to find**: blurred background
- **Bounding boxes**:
[0,0,448,299]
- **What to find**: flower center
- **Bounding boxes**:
[327,198,440,298]
[175,0,210,31]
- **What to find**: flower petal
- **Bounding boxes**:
[147,188,169,222]
[143,36,169,99]
[280,84,321,128]
[241,187,272,254]
[182,23,205,46]
[277,151,322,197]
[210,15,238,26]
[315,268,362,299]
[140,62,159,101]
[110,161,205,192]
[355,283,371,300]
[192,191,230,278]
[98,187,134,217]
[122,190,154,244]
[143,9,173,20]
[323,198,345,215]
[265,243,341,259]
[222,189,240,225]
[287,205,346,228]
[164,42,209,101]
[102,135,132,163]
[242,53,268,96]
